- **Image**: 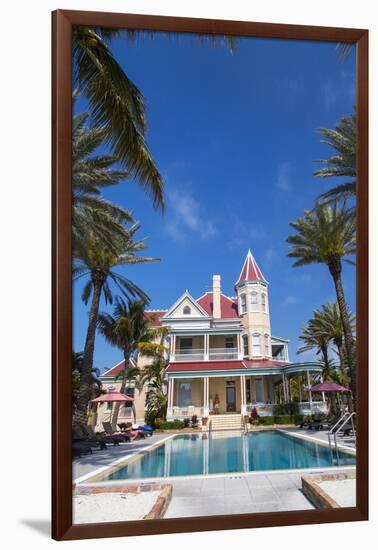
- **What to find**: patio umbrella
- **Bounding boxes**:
[90,391,134,403]
[309,382,350,393]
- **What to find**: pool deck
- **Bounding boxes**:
[74,429,356,518]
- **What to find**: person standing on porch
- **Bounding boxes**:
[214,393,220,414]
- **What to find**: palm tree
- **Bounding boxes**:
[298,322,334,380]
[312,303,355,373]
[73,109,133,251]
[73,27,164,209]
[97,298,167,428]
[72,225,158,428]
[287,202,357,401]
[314,111,356,203]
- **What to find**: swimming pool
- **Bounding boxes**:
[100,431,355,482]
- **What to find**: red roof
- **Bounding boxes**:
[197,293,239,319]
[166,361,246,372]
[236,250,266,285]
[102,360,125,377]
[243,359,290,369]
[144,310,166,326]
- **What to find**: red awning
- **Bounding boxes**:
[90,391,134,403]
[309,382,350,393]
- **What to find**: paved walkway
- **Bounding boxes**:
[165,471,316,517]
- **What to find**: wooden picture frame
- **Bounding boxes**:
[52,9,368,541]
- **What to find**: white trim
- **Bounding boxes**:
[163,290,210,319]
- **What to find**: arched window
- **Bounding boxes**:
[242,335,249,357]
[264,334,270,356]
[251,291,259,312]
[261,293,267,313]
[183,305,191,315]
[252,333,261,356]
[240,293,247,314]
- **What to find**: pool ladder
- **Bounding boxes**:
[328,411,356,454]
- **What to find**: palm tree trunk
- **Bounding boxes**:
[111,351,131,430]
[73,280,103,429]
[328,255,356,406]
[334,336,346,374]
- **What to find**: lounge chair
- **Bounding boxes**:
[102,421,131,442]
[72,440,93,458]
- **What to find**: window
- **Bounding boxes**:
[180,338,192,354]
[183,305,191,315]
[251,292,258,312]
[178,382,192,406]
[261,293,267,313]
[240,293,247,314]
[225,337,234,349]
[106,401,113,411]
[252,333,261,356]
[243,335,249,357]
[264,334,270,356]
[246,379,251,403]
[255,378,264,402]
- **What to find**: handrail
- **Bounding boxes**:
[327,410,350,448]
[333,412,356,452]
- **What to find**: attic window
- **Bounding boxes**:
[183,306,191,315]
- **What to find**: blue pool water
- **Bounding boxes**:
[102,431,355,481]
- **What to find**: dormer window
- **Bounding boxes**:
[251,292,259,312]
[262,293,267,313]
[183,305,191,315]
[240,294,247,314]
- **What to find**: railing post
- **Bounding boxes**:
[204,334,209,361]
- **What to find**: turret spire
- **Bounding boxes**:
[235,249,267,286]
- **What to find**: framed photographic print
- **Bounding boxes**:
[52,10,368,541]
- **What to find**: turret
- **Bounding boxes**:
[235,250,271,359]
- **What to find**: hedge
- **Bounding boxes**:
[258,416,275,425]
[158,420,185,430]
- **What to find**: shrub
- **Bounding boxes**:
[274,415,296,424]
[293,415,305,425]
[250,407,260,424]
[273,402,299,415]
[158,420,185,430]
[191,414,198,427]
[258,416,275,425]
[183,418,190,428]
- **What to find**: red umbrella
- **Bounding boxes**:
[309,382,350,393]
[90,391,134,403]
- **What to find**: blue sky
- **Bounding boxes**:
[73,32,356,372]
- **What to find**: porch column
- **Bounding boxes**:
[204,334,209,361]
[167,377,175,419]
[282,373,288,402]
[237,334,243,360]
[307,371,313,404]
[298,375,303,402]
[320,375,326,402]
[170,335,176,361]
[240,375,247,415]
[203,376,209,416]
[268,376,274,403]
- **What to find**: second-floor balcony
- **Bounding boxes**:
[174,347,241,362]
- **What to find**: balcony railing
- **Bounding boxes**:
[209,347,239,360]
[173,347,240,362]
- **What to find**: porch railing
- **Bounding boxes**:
[209,347,239,360]
[246,401,328,417]
[173,347,240,362]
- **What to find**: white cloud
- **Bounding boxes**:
[321,71,356,110]
[164,187,217,242]
[283,295,298,305]
[276,161,292,192]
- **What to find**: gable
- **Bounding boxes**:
[163,291,210,319]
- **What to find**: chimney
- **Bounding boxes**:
[213,275,221,319]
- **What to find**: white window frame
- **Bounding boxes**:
[264,333,270,356]
[251,291,259,312]
[242,335,249,357]
[240,293,247,314]
[252,333,261,356]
